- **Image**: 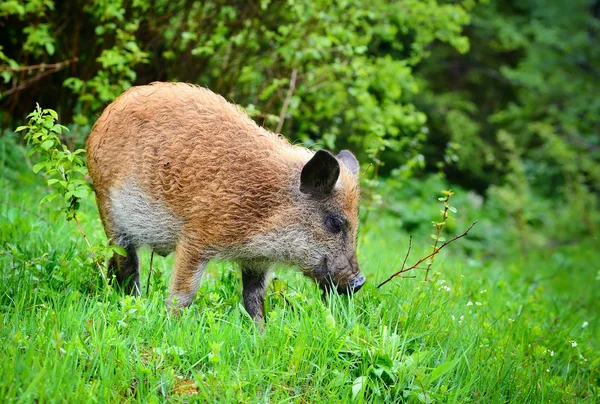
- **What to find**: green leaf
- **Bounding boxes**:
[72,189,89,199]
[40,139,54,150]
[352,376,366,400]
[429,358,460,383]
[39,193,59,205]
[111,246,127,257]
[448,206,457,213]
[15,126,29,132]
[32,162,46,174]
[45,42,55,56]
[46,109,58,120]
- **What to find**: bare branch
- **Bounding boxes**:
[1,58,79,98]
[400,235,412,272]
[358,163,373,182]
[377,221,477,289]
[0,57,79,72]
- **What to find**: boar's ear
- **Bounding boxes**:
[300,150,340,196]
[337,150,359,177]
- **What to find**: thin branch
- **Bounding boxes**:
[73,212,108,285]
[1,58,78,98]
[377,221,478,289]
[400,235,412,272]
[146,249,155,296]
[3,69,55,98]
[358,163,373,182]
[425,204,449,281]
[275,67,298,134]
[0,57,79,72]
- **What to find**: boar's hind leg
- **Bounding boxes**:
[108,242,140,296]
[241,263,270,323]
[167,240,207,308]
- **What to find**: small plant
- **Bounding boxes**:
[16,104,115,285]
[17,105,89,218]
[425,189,457,281]
[378,189,476,288]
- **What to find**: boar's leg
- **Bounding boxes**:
[108,242,140,296]
[241,263,270,323]
[167,239,207,308]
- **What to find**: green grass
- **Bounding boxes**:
[1,160,598,402]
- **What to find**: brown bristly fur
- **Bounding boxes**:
[86,82,363,319]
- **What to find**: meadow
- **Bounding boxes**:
[1,140,598,403]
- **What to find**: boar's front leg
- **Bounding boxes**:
[168,238,207,308]
[108,243,140,296]
[241,263,270,323]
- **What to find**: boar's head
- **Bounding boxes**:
[294,149,365,295]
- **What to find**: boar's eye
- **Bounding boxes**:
[324,214,344,234]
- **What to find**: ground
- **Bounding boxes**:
[1,160,598,403]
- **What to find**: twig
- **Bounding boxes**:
[275,67,298,134]
[358,163,373,182]
[1,58,78,98]
[146,249,155,296]
[377,221,478,289]
[0,57,79,72]
[3,69,56,98]
[73,212,108,285]
[425,205,449,281]
[400,235,412,272]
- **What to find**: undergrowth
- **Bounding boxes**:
[0,131,598,402]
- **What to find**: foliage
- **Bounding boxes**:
[417,0,599,236]
[426,189,457,279]
[2,1,598,218]
[16,105,121,284]
[17,104,89,219]
[0,0,474,169]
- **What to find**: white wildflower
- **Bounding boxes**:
[480,289,487,294]
[571,341,577,348]
[582,321,588,328]
[467,301,473,306]
[475,302,482,306]
[550,350,555,357]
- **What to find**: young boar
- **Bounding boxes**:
[86,82,365,321]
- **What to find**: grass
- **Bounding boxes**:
[1,155,599,402]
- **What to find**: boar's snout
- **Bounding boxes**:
[317,255,365,295]
[348,275,366,293]
[335,274,365,294]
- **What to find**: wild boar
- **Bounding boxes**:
[86,82,365,321]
